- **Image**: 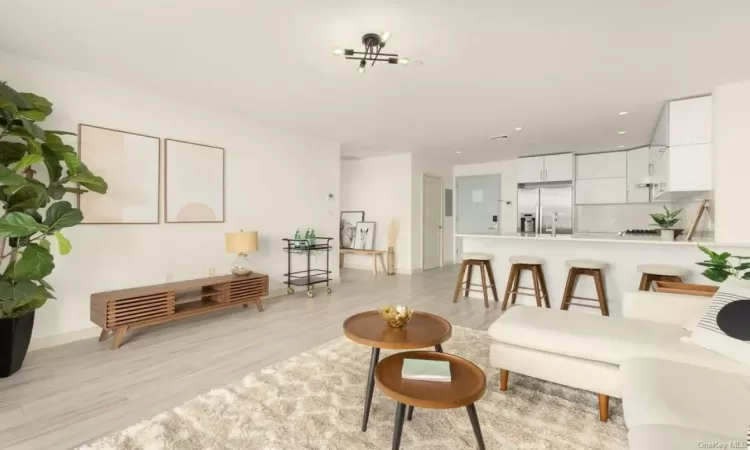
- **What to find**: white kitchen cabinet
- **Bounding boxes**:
[668,96,712,146]
[544,153,574,182]
[517,153,573,183]
[652,144,712,200]
[575,152,626,180]
[575,178,627,205]
[626,147,650,203]
[517,156,545,183]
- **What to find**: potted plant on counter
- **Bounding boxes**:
[0,81,108,377]
[650,206,682,241]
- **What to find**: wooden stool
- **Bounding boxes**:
[453,253,499,308]
[560,260,609,316]
[501,255,550,310]
[636,264,688,291]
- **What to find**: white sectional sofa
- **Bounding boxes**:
[487,290,750,448]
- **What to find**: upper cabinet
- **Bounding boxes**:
[626,147,650,203]
[544,153,574,182]
[516,156,545,183]
[668,96,712,146]
[517,153,573,183]
[650,95,713,200]
[575,152,626,180]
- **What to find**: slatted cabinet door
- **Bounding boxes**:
[106,291,176,329]
[228,277,269,303]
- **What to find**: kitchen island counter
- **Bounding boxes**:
[457,233,748,315]
[456,232,725,246]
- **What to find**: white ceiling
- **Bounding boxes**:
[2,1,750,163]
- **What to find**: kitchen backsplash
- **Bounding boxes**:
[575,200,713,235]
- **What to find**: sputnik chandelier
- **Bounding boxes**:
[333,31,410,73]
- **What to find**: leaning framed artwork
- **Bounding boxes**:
[78,124,160,224]
[354,221,376,250]
[340,211,364,249]
[165,139,225,223]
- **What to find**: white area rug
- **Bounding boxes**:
[79,326,628,449]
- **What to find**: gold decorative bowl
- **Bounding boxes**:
[379,305,413,328]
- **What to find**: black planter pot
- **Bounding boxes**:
[0,311,35,378]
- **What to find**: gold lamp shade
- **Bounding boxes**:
[226,231,258,253]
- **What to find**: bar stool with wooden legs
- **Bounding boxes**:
[500,256,550,310]
[560,260,610,316]
[453,253,499,308]
[636,264,689,291]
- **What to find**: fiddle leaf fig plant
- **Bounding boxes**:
[697,245,750,282]
[650,206,682,229]
[0,80,108,318]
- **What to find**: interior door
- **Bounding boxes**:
[456,174,502,235]
[422,174,443,271]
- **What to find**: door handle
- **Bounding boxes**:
[545,169,548,181]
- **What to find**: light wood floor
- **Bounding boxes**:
[0,266,505,450]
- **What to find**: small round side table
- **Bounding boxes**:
[343,311,452,432]
[375,351,487,450]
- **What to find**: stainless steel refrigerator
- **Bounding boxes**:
[517,184,573,235]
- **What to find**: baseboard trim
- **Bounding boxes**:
[29,327,101,352]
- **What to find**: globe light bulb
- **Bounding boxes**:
[332,48,345,56]
[381,31,391,43]
[358,60,366,73]
[398,57,410,65]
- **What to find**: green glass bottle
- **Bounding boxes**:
[294,229,301,248]
[309,229,316,247]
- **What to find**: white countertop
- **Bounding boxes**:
[455,232,717,246]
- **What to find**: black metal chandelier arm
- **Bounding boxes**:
[345,56,399,64]
[347,50,398,57]
[371,45,383,66]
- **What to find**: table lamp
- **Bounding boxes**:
[225,230,258,276]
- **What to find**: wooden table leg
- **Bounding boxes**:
[379,254,387,273]
[256,299,264,312]
[598,393,609,422]
[500,369,509,391]
[112,327,128,350]
[98,329,110,342]
[406,405,414,421]
[373,255,378,274]
[340,252,345,269]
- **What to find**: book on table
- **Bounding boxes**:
[402,358,452,382]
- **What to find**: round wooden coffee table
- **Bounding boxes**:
[375,351,487,450]
[343,311,452,432]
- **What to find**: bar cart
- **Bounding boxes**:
[282,237,334,298]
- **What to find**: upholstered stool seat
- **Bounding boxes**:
[501,255,550,310]
[566,260,608,270]
[453,254,498,308]
[561,259,609,315]
[636,264,689,291]
[462,252,492,261]
[509,255,544,265]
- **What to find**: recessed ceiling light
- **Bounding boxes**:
[489,135,508,140]
[618,145,625,148]
[618,111,629,116]
[618,131,627,135]
[514,127,523,131]
[456,151,462,154]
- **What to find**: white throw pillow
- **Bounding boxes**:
[683,279,750,365]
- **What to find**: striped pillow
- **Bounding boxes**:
[683,279,750,365]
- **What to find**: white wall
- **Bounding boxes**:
[340,154,412,272]
[411,153,455,271]
[713,79,750,244]
[1,50,341,346]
